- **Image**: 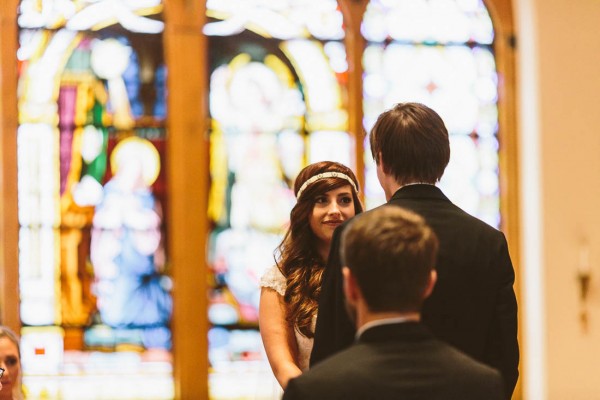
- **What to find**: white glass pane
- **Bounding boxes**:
[362,0,493,44]
[308,130,351,166]
[19,227,58,326]
[17,124,59,227]
[205,0,344,40]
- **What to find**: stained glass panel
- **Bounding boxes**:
[205,1,349,397]
[362,0,500,227]
[17,1,172,398]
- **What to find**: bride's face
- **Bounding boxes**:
[309,185,356,248]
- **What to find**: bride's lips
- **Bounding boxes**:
[323,220,343,227]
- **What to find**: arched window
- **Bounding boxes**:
[16,1,173,398]
[204,1,351,397]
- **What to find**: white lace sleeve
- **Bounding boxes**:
[259,265,286,296]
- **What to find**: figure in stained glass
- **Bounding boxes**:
[90,137,172,350]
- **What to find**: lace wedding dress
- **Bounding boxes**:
[259,265,315,371]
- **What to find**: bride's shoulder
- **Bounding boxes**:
[259,265,286,296]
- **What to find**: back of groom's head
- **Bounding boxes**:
[340,206,439,313]
[369,102,450,185]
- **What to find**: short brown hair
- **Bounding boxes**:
[369,102,450,185]
[340,206,438,312]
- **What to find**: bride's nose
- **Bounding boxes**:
[326,202,341,216]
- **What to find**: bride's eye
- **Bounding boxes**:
[314,196,327,204]
[339,196,352,204]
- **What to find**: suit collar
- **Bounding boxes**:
[357,321,434,344]
[389,184,449,203]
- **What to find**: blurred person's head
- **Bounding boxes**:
[340,206,439,325]
[0,327,23,400]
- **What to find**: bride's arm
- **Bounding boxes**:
[259,287,302,390]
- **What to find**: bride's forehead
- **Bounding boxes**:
[322,185,354,196]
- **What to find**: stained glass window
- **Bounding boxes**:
[8,0,507,398]
[204,1,349,398]
[362,0,500,227]
[16,1,172,398]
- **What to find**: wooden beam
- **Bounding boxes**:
[0,0,21,331]
[163,0,210,398]
[339,0,368,200]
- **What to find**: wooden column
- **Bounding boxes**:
[0,0,21,331]
[163,0,209,398]
[340,0,368,194]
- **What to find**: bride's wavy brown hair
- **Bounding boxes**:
[276,161,363,338]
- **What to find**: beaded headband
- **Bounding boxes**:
[296,171,358,199]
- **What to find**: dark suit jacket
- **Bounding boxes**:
[287,322,504,400]
[310,185,519,397]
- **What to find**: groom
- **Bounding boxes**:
[310,102,519,398]
[285,206,504,399]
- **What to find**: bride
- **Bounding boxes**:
[259,161,363,390]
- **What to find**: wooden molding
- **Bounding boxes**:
[0,0,21,331]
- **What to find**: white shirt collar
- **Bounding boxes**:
[401,182,435,188]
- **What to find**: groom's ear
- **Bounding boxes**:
[422,269,438,300]
[342,266,360,305]
[376,152,389,173]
